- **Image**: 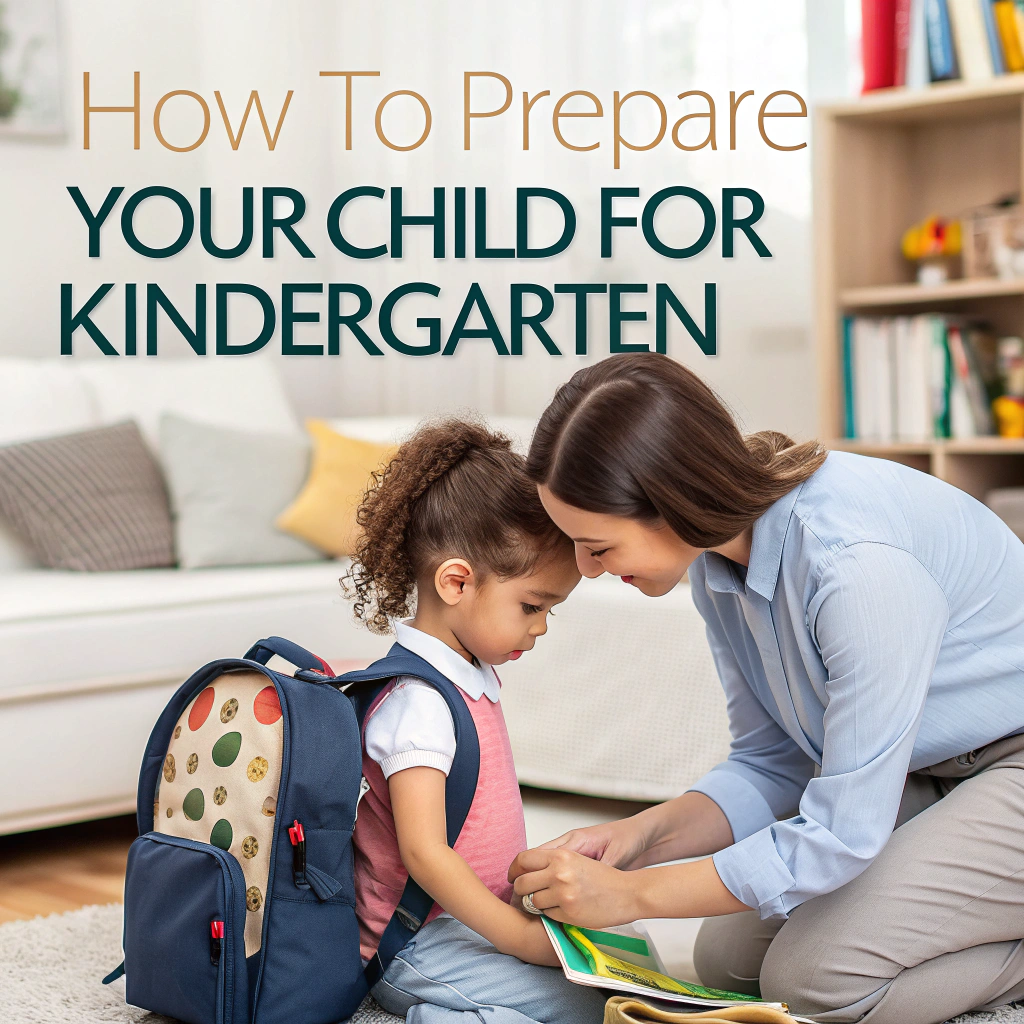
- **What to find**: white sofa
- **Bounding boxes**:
[0,358,729,835]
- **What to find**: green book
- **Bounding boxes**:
[541,917,791,1012]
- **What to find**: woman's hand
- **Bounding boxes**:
[509,847,642,928]
[510,849,751,927]
[535,816,651,869]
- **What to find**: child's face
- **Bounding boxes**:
[454,555,581,666]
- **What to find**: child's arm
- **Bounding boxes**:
[388,766,558,967]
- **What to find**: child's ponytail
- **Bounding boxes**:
[344,418,569,635]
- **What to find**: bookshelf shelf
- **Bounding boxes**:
[819,76,1024,124]
[815,80,1024,502]
[830,438,1024,455]
[840,278,1024,309]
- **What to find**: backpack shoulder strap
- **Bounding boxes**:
[337,644,481,988]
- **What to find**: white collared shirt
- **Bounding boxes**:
[363,621,500,779]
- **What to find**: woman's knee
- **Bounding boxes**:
[760,912,890,1020]
[692,912,776,997]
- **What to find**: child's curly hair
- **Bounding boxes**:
[343,417,573,635]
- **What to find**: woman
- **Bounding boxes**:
[508,353,1024,1024]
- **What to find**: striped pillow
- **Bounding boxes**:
[0,421,175,571]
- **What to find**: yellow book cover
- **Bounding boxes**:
[995,0,1024,70]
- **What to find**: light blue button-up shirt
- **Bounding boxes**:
[687,450,1024,921]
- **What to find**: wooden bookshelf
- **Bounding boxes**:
[814,77,1024,500]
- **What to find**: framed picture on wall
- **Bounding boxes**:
[0,0,63,139]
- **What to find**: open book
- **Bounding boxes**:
[542,918,791,1012]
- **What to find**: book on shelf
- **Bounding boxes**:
[863,0,900,91]
[982,0,1009,70]
[923,0,960,79]
[842,313,997,441]
[947,0,999,79]
[906,0,933,86]
[865,0,1024,90]
[994,1,1024,69]
[895,0,915,84]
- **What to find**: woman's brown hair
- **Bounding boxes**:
[527,353,827,548]
[345,418,572,634]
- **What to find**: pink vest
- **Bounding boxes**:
[352,675,527,960]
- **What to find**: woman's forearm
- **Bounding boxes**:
[628,791,734,867]
[633,857,750,919]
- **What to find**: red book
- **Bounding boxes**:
[893,0,914,85]
[862,0,899,91]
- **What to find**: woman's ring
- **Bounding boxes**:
[522,892,542,915]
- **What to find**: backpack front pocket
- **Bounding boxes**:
[124,833,249,1024]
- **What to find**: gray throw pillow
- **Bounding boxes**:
[0,421,175,571]
[159,414,324,569]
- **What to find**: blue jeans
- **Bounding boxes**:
[371,914,607,1024]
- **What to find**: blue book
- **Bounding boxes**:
[926,0,961,78]
[980,0,1007,72]
[842,316,856,439]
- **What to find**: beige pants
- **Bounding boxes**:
[693,735,1024,1024]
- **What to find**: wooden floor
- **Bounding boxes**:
[0,815,136,924]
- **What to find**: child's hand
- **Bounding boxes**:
[510,915,560,967]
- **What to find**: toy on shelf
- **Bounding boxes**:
[994,337,1024,439]
[900,215,962,285]
[963,197,1024,281]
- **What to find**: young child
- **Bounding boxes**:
[343,419,604,1024]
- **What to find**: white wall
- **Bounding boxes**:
[0,0,844,440]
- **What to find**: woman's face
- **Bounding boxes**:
[538,485,701,596]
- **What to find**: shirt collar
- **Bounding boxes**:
[394,620,500,703]
[703,482,802,602]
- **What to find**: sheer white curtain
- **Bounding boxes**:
[279,0,817,436]
[2,0,822,437]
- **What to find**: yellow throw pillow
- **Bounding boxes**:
[276,421,395,557]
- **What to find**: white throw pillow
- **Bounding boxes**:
[77,357,299,450]
[159,414,323,569]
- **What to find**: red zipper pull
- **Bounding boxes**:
[210,920,224,965]
[289,820,307,887]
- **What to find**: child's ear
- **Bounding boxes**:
[434,557,474,606]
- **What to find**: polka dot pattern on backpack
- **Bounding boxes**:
[155,671,284,957]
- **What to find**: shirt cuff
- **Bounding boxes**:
[687,766,779,843]
[379,749,453,779]
[712,826,795,921]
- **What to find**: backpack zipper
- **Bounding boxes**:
[354,776,371,823]
[250,673,290,1019]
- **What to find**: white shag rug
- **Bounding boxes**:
[0,903,401,1024]
[0,903,1021,1024]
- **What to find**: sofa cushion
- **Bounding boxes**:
[159,414,324,569]
[0,561,390,694]
[0,358,99,444]
[77,357,299,450]
[0,524,36,572]
[0,421,176,571]
[276,421,394,557]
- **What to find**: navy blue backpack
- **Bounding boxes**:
[104,636,480,1024]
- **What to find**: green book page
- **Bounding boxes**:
[545,919,759,1004]
[542,918,592,974]
[574,927,649,957]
